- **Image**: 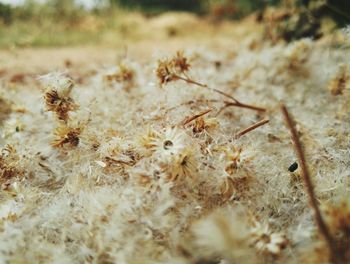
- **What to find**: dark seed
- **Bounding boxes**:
[163,140,173,150]
[288,162,298,172]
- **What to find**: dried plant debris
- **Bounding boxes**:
[41,72,78,122]
[0,145,23,186]
[329,63,350,96]
[103,63,136,89]
[0,96,12,124]
[0,28,350,264]
[250,222,288,256]
[51,125,81,148]
[261,5,322,43]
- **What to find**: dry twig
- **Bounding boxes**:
[181,109,212,126]
[280,104,341,264]
[156,52,266,114]
[235,119,269,139]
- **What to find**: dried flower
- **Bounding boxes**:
[181,109,218,134]
[44,89,78,122]
[190,116,218,135]
[138,127,161,153]
[329,63,349,96]
[140,127,198,181]
[172,51,191,74]
[133,161,165,191]
[154,127,187,155]
[40,73,78,122]
[222,146,242,175]
[250,222,288,256]
[51,125,81,148]
[99,136,131,157]
[104,63,135,86]
[156,51,199,86]
[0,145,22,185]
[160,147,198,182]
[156,58,179,85]
[192,210,254,262]
[39,72,75,97]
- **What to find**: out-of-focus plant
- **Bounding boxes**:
[5,0,88,26]
[109,0,204,14]
[0,3,13,25]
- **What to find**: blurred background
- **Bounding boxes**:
[0,0,349,48]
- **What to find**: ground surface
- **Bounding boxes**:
[0,13,350,264]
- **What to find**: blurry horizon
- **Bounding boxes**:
[0,0,102,9]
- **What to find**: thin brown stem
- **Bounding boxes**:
[280,104,340,264]
[234,119,269,139]
[223,101,267,113]
[172,75,266,113]
[175,75,207,87]
[164,99,219,114]
[182,109,212,126]
[175,75,238,102]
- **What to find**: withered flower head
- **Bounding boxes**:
[40,72,78,122]
[222,146,242,175]
[160,147,198,182]
[138,127,161,152]
[51,125,81,148]
[0,145,22,184]
[192,117,218,134]
[44,90,78,122]
[156,59,178,85]
[171,51,191,74]
[250,223,288,256]
[39,72,75,97]
[104,64,135,84]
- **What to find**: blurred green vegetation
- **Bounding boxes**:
[1,0,275,48]
[110,0,281,17]
[0,0,349,48]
